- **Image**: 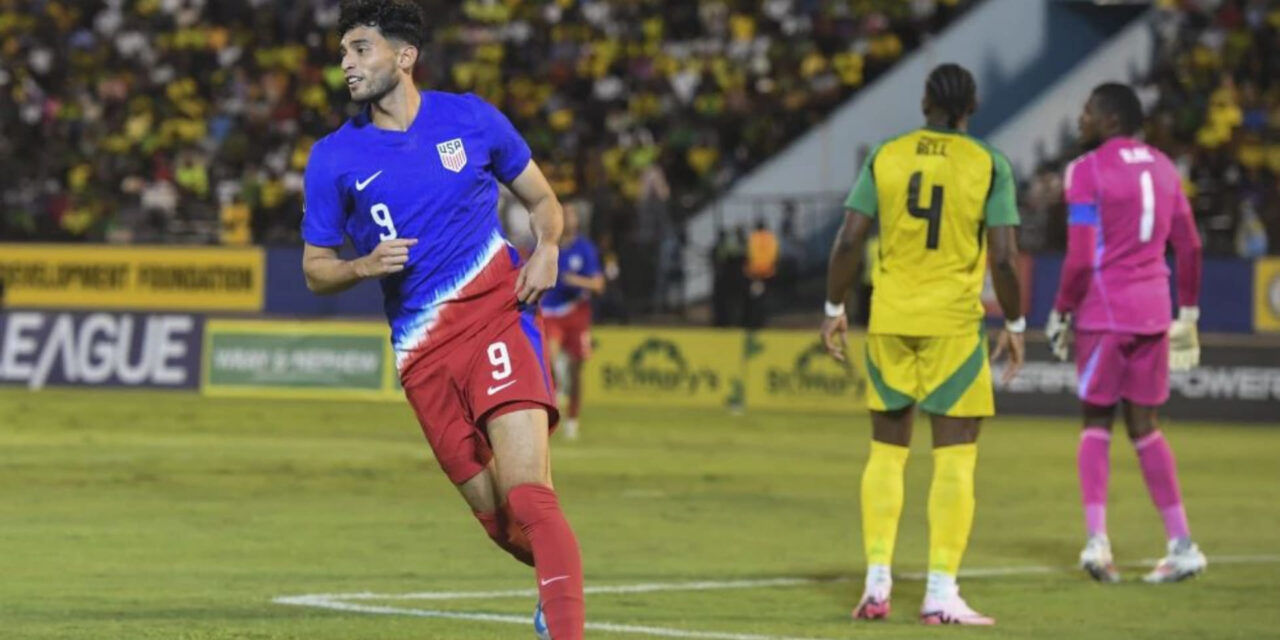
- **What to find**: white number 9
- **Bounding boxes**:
[371,203,398,240]
[487,342,512,380]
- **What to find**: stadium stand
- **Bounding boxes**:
[1022,0,1280,257]
[0,0,971,248]
[4,0,1276,326]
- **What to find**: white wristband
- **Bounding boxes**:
[824,301,846,318]
[1178,306,1200,323]
[1005,317,1026,334]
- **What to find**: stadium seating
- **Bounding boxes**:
[4,0,1274,316]
[0,0,971,246]
[1023,0,1280,256]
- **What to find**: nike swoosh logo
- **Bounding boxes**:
[355,170,383,191]
[487,379,518,396]
[540,575,570,587]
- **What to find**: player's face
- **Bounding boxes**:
[1078,96,1102,148]
[340,26,403,103]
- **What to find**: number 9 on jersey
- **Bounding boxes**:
[371,203,398,240]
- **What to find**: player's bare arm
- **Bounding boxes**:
[821,209,874,362]
[987,226,1024,382]
[507,161,565,304]
[301,238,418,295]
[561,273,605,294]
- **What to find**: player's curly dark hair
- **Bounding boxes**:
[925,63,977,129]
[1090,82,1144,136]
[339,0,427,49]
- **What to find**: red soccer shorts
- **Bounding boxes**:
[543,303,593,361]
[1075,330,1170,407]
[402,307,559,484]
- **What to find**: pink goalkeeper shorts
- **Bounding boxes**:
[1074,331,1170,407]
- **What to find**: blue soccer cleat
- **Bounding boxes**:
[533,600,551,640]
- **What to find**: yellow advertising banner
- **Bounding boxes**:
[0,244,264,311]
[744,330,868,412]
[582,327,744,409]
[1256,257,1280,332]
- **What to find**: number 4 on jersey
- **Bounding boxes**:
[907,171,944,250]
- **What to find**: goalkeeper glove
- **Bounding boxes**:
[1045,309,1072,362]
[1169,306,1200,372]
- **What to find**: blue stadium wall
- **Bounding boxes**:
[0,244,1263,331]
[263,246,383,317]
[263,247,1261,334]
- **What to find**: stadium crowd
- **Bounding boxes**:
[0,0,968,248]
[4,0,1278,325]
[1021,0,1280,257]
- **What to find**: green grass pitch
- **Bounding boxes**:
[2,388,1278,639]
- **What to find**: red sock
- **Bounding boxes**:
[507,483,584,640]
[567,389,582,420]
[474,507,535,567]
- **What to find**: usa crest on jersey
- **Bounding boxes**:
[437,138,467,173]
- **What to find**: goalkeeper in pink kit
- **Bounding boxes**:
[1047,83,1206,584]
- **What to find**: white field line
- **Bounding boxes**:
[274,594,831,640]
[273,554,1280,640]
[292,576,831,602]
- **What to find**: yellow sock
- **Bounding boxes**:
[928,443,978,576]
[861,440,910,567]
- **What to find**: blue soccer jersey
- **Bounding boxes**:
[541,236,601,317]
[302,91,532,370]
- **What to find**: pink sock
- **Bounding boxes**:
[1135,431,1191,541]
[507,483,584,640]
[1078,427,1111,537]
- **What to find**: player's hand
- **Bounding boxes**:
[821,313,849,362]
[355,238,418,278]
[991,329,1025,384]
[516,242,559,305]
[1169,306,1200,372]
[1045,309,1073,362]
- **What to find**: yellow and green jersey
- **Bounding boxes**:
[845,126,1019,336]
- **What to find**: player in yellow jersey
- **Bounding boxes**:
[821,64,1025,626]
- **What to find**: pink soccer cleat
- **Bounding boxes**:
[920,588,995,626]
[852,592,891,621]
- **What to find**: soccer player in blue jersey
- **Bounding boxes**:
[541,202,605,440]
[299,2,583,637]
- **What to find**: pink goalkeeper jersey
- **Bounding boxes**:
[1057,137,1202,334]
